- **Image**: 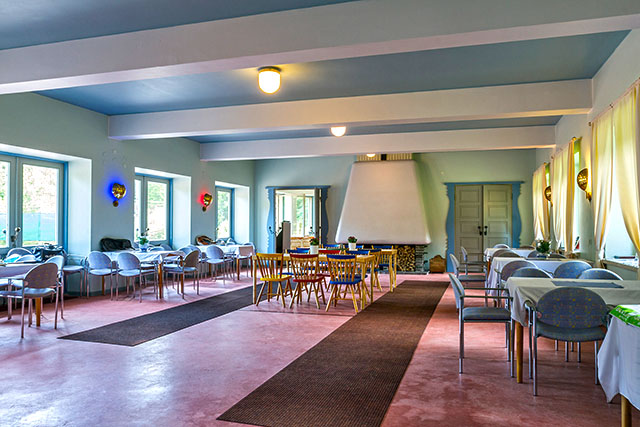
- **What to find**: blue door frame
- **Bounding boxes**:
[444,181,523,271]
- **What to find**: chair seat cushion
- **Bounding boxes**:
[330,274,365,285]
[458,274,486,282]
[119,269,144,277]
[63,265,84,273]
[89,268,113,276]
[535,321,606,342]
[463,306,511,321]
[23,287,56,298]
[164,266,198,273]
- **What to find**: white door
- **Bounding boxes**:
[483,184,512,248]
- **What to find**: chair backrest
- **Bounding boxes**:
[160,244,173,250]
[346,250,369,255]
[88,251,112,269]
[24,263,59,289]
[290,254,320,279]
[578,268,622,280]
[536,287,608,329]
[7,247,31,257]
[149,246,165,251]
[46,255,65,271]
[520,245,535,249]
[460,246,470,262]
[553,261,592,279]
[449,253,461,275]
[511,267,552,278]
[493,249,520,258]
[319,249,340,254]
[183,250,200,268]
[373,245,392,249]
[493,243,510,249]
[289,248,310,254]
[448,273,465,309]
[255,253,284,279]
[178,246,194,255]
[205,245,224,260]
[238,245,254,257]
[324,244,341,249]
[17,254,37,263]
[527,250,545,259]
[500,260,536,283]
[326,254,357,283]
[117,252,140,270]
[548,253,567,259]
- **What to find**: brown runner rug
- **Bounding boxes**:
[218,280,448,427]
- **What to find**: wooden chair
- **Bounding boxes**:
[255,253,292,307]
[378,250,397,291]
[326,255,363,313]
[289,254,326,309]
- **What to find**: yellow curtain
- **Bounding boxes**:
[613,84,640,258]
[551,140,575,251]
[591,109,614,266]
[532,164,549,240]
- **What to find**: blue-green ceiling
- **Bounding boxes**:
[38,31,629,117]
[193,116,561,143]
[0,0,358,50]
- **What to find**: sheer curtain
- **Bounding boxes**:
[614,84,640,263]
[532,164,549,240]
[551,140,575,251]
[591,109,614,266]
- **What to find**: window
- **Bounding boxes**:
[216,186,233,239]
[0,155,64,251]
[134,175,171,244]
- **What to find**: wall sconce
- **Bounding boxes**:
[111,183,126,207]
[544,186,552,206]
[202,193,213,212]
[576,168,592,201]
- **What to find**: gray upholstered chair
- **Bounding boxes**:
[45,255,66,318]
[449,254,485,286]
[6,247,31,258]
[204,245,234,283]
[553,260,592,279]
[449,274,511,373]
[527,250,546,259]
[164,250,200,296]
[529,287,608,395]
[578,268,622,280]
[497,260,536,288]
[492,249,520,259]
[117,252,157,302]
[460,246,486,274]
[87,251,116,297]
[511,267,552,279]
[548,253,567,259]
[493,243,510,249]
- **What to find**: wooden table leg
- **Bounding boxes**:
[35,298,42,327]
[252,257,257,304]
[237,258,240,280]
[158,263,164,299]
[516,322,524,383]
[622,395,632,427]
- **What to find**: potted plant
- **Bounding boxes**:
[138,229,150,252]
[309,237,319,254]
[535,239,550,257]
[347,236,358,251]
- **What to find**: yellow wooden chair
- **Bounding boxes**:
[255,253,292,306]
[326,255,364,313]
[378,250,397,291]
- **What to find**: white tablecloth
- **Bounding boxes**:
[599,315,640,407]
[487,257,571,289]
[484,248,533,259]
[103,250,181,263]
[197,244,253,256]
[0,263,39,279]
[506,277,640,325]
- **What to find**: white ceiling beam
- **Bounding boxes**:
[108,80,591,140]
[2,0,640,94]
[199,126,555,161]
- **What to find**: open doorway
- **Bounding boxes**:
[275,189,317,248]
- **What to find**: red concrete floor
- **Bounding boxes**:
[0,272,633,426]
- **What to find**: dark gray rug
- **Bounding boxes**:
[218,280,448,427]
[59,286,255,346]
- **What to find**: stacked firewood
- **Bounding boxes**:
[397,245,416,271]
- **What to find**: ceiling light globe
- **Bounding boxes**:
[331,126,347,137]
[366,153,376,158]
[258,67,281,94]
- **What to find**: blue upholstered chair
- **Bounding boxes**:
[511,267,552,279]
[548,253,567,259]
[117,252,158,302]
[529,287,608,395]
[527,250,546,259]
[553,260,592,279]
[448,274,511,373]
[326,255,363,313]
[289,248,310,254]
[323,244,341,249]
[460,246,486,274]
[578,268,622,280]
[449,254,486,285]
[492,249,520,258]
[497,260,535,288]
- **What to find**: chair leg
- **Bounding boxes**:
[28,299,32,327]
[528,312,533,379]
[349,285,359,313]
[54,289,59,329]
[459,314,464,374]
[60,276,65,319]
[555,339,558,351]
[577,342,581,363]
[533,334,538,396]
[20,297,25,339]
[325,287,337,312]
[565,342,569,362]
[594,341,600,385]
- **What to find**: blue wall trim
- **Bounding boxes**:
[444,181,524,271]
[266,188,276,252]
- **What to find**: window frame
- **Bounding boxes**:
[0,153,66,253]
[215,186,234,240]
[134,173,172,245]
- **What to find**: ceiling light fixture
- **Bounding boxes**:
[331,126,346,137]
[366,153,376,158]
[258,67,281,94]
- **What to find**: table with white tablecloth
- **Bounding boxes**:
[484,247,533,259]
[197,244,254,279]
[506,277,640,385]
[598,306,640,426]
[486,257,572,290]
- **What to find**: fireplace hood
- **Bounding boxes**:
[336,160,431,245]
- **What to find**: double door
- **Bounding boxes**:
[454,184,512,259]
